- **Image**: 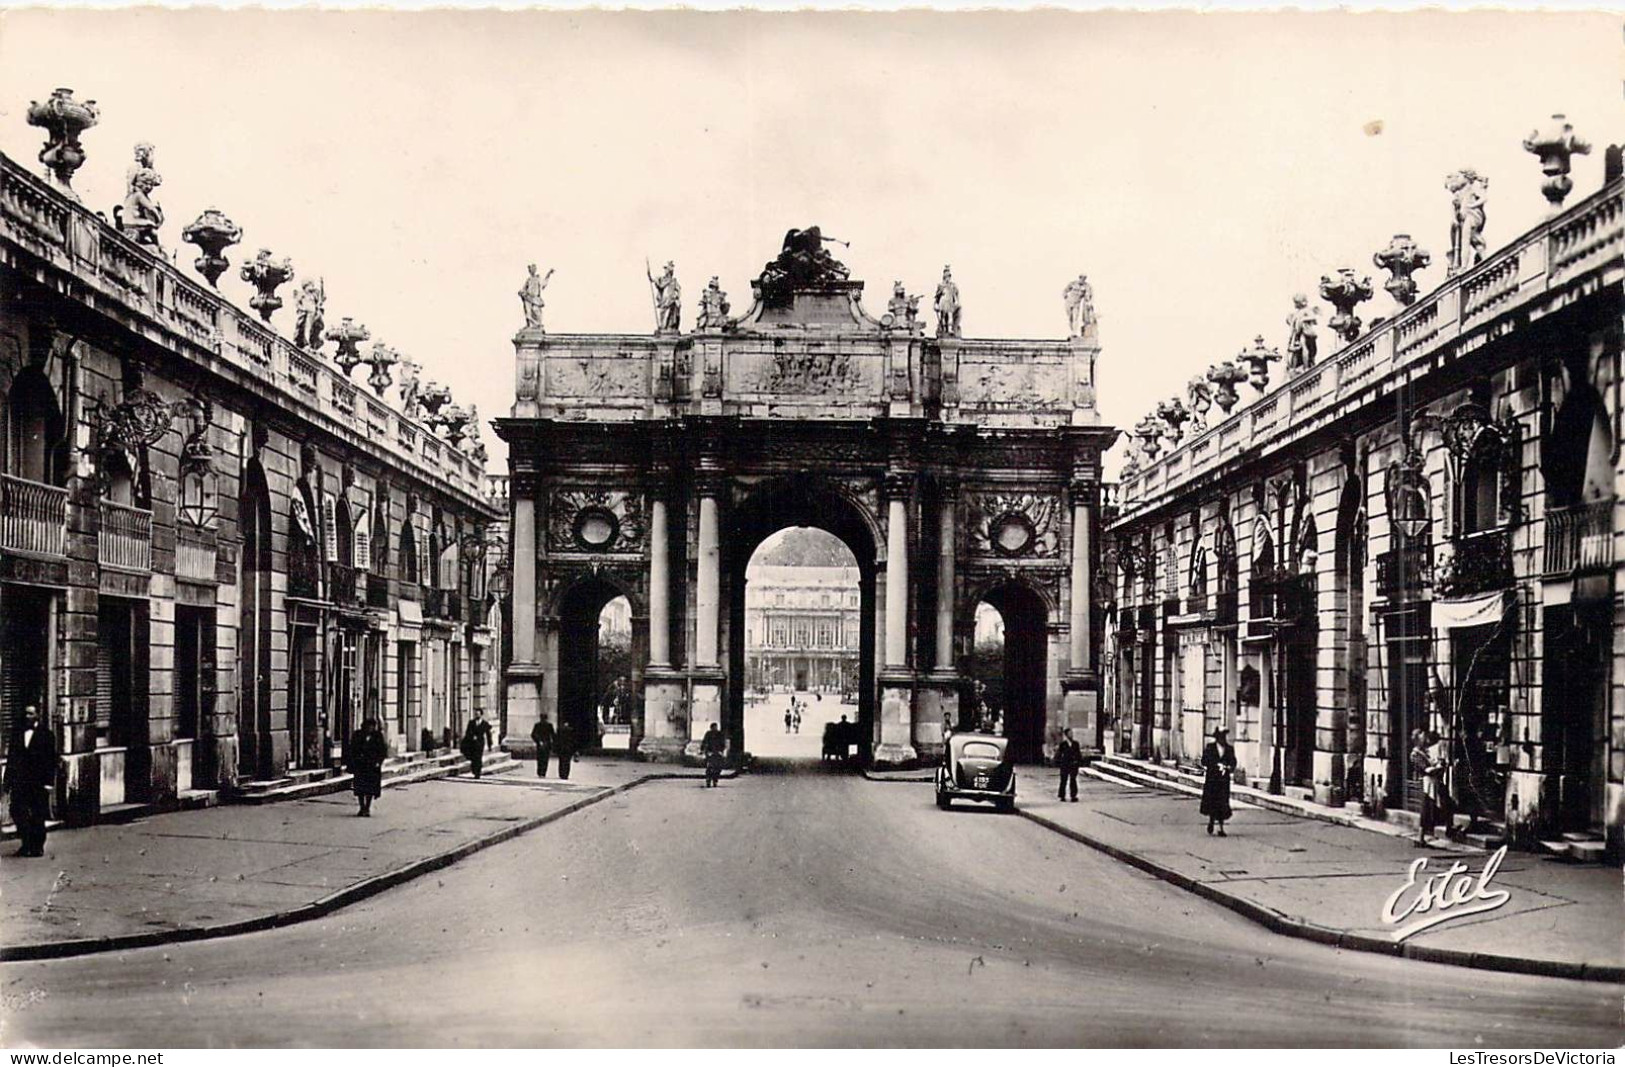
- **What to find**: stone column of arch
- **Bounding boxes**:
[916,481,961,758]
[504,475,545,751]
[875,471,919,766]
[1062,477,1103,750]
[685,466,727,756]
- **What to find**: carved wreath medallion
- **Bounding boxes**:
[965,491,1060,558]
[547,489,647,554]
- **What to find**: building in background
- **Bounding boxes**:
[0,93,498,821]
[745,565,862,694]
[1106,127,1621,858]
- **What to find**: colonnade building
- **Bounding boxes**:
[1106,131,1622,855]
[0,95,498,820]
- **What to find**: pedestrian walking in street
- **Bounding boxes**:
[3,705,57,857]
[785,706,794,734]
[556,719,577,781]
[461,711,494,778]
[792,707,802,734]
[1200,726,1236,836]
[531,717,555,777]
[702,721,726,787]
[1055,727,1083,802]
[347,716,389,817]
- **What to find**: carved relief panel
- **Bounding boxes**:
[965,491,1061,559]
[546,488,647,555]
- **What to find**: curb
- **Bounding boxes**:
[1015,809,1625,985]
[0,769,733,963]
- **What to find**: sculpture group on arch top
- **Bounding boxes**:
[20,86,489,468]
[512,225,1101,345]
[1118,112,1600,482]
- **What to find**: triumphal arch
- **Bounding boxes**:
[497,231,1115,765]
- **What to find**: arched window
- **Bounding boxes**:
[400,521,419,585]
[4,368,65,486]
[371,496,389,573]
[334,498,354,567]
[1460,434,1504,534]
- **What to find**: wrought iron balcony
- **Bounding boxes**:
[1544,500,1614,577]
[1184,591,1209,616]
[1437,529,1513,598]
[1213,588,1238,625]
[1376,542,1432,601]
[366,572,390,609]
[1,474,68,557]
[98,499,152,571]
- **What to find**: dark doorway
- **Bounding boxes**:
[1,584,53,761]
[1451,622,1510,822]
[973,583,1049,764]
[1282,622,1316,787]
[1545,604,1610,832]
[557,578,636,753]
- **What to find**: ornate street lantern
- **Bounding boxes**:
[324,317,370,377]
[1523,114,1591,209]
[27,88,99,192]
[1133,414,1165,459]
[1155,397,1190,445]
[1373,234,1431,307]
[240,249,294,323]
[181,208,242,288]
[1206,361,1247,413]
[1319,268,1374,344]
[362,341,399,396]
[1237,336,1281,393]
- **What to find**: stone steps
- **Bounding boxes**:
[226,751,519,805]
[1539,829,1609,863]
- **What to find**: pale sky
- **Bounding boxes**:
[0,11,1615,476]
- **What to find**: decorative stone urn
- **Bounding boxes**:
[181,208,242,288]
[439,403,472,446]
[323,318,370,377]
[1372,234,1432,307]
[1237,337,1281,393]
[1133,414,1165,459]
[1207,361,1247,413]
[1318,268,1374,344]
[27,88,99,192]
[1155,397,1190,445]
[1523,114,1591,209]
[362,342,399,395]
[241,249,294,322]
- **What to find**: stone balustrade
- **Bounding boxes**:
[0,153,484,504]
[1117,176,1624,520]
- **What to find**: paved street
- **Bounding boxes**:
[743,691,858,760]
[3,770,1619,1048]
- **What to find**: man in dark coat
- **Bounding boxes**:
[347,716,389,817]
[1200,726,1237,836]
[1055,727,1083,802]
[530,717,555,778]
[555,719,577,781]
[461,711,494,778]
[701,722,726,787]
[4,706,57,857]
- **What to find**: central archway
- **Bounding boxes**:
[723,477,879,763]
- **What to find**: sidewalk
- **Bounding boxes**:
[1012,772,1624,982]
[0,757,711,961]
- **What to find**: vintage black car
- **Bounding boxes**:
[936,733,1016,811]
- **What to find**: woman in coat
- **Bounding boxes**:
[1200,726,1237,836]
[347,716,389,817]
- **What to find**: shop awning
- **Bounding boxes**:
[1433,589,1513,630]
